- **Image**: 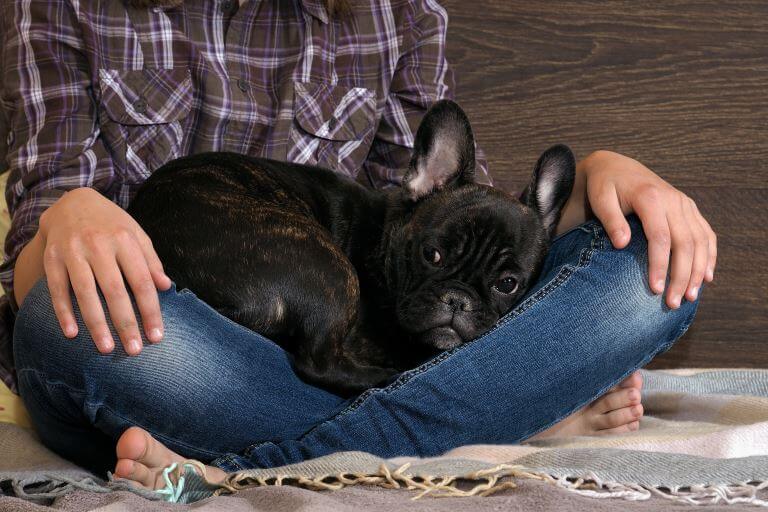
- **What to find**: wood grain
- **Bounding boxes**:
[442,0,768,367]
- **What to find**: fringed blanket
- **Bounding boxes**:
[2,369,768,508]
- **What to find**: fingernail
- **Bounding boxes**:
[706,268,714,281]
[628,389,639,401]
[654,280,665,294]
[612,229,626,243]
[64,324,77,337]
[149,328,163,342]
[100,337,115,352]
[670,295,681,308]
[128,338,142,354]
[689,286,699,300]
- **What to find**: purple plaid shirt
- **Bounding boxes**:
[0,0,491,392]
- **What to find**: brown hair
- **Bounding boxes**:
[127,0,351,16]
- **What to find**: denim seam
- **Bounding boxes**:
[674,300,699,341]
[239,224,607,455]
[17,367,228,461]
[211,454,248,472]
[16,368,80,426]
[551,218,600,244]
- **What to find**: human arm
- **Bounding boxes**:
[2,0,171,354]
[556,150,717,309]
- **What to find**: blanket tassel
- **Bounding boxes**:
[218,463,768,507]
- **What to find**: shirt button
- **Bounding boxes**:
[237,78,250,93]
[133,98,147,114]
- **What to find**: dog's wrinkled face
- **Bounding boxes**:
[388,100,576,350]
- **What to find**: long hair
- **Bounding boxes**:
[126,0,351,16]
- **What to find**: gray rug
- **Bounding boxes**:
[2,369,768,508]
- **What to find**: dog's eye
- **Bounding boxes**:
[494,276,519,294]
[423,247,442,266]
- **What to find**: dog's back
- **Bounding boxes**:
[128,152,397,395]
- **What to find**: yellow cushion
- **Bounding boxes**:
[0,172,9,236]
[0,172,30,427]
[0,379,31,428]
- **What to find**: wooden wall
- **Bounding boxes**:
[442,0,768,367]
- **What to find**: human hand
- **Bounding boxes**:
[583,150,716,309]
[37,188,172,354]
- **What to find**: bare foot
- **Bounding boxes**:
[528,371,644,440]
[114,426,227,490]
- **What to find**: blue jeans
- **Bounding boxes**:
[13,215,698,474]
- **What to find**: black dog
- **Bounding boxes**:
[128,100,575,396]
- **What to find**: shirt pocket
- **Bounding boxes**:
[98,67,193,183]
[287,81,376,177]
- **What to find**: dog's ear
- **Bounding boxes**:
[520,144,576,238]
[402,100,476,201]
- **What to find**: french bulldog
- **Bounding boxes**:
[127,100,575,397]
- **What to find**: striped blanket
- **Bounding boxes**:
[2,369,768,507]
[180,369,768,506]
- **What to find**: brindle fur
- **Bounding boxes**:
[128,154,412,395]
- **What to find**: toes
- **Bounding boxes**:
[602,420,640,435]
[116,426,183,470]
[114,458,157,489]
[593,387,641,414]
[115,426,189,490]
[116,426,150,462]
[594,404,643,430]
[600,424,632,435]
[619,371,643,391]
[113,458,134,480]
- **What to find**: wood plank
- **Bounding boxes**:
[442,0,768,367]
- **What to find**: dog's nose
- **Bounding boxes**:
[440,291,472,312]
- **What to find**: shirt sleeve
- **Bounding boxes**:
[361,0,492,189]
[0,0,118,309]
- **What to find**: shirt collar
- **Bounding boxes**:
[300,0,329,24]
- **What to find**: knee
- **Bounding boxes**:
[14,277,136,382]
[13,278,199,399]
[587,214,699,352]
[12,277,97,408]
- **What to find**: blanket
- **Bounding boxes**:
[2,369,768,508]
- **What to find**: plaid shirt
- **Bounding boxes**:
[0,0,491,392]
